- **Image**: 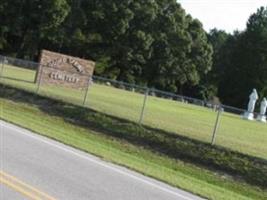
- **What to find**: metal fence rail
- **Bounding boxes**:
[0,54,266,160]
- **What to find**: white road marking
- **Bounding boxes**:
[0,120,200,200]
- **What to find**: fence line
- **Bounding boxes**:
[0,54,266,161]
[0,54,253,123]
[0,54,247,114]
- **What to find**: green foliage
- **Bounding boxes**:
[1,0,70,58]
[0,0,212,93]
[142,1,212,93]
[185,29,230,100]
[184,6,267,106]
[218,6,267,107]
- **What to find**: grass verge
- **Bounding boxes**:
[0,85,266,200]
[1,64,267,160]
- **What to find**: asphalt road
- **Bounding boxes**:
[0,120,204,200]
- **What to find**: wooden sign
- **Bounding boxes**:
[36,50,95,89]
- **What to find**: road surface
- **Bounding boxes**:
[0,120,204,200]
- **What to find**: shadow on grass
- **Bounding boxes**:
[1,76,35,84]
[1,83,267,189]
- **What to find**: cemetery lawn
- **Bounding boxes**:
[1,65,267,160]
[0,98,266,200]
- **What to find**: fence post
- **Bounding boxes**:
[82,76,91,106]
[139,88,149,125]
[0,57,5,78]
[36,65,44,94]
[211,106,223,145]
[34,63,40,83]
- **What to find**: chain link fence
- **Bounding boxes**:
[0,55,266,160]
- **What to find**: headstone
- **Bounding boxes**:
[36,50,95,90]
[243,89,258,120]
[257,98,267,123]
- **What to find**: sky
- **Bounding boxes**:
[178,0,267,33]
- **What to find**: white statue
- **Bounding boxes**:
[260,98,267,115]
[247,89,258,113]
[257,97,267,123]
[243,89,258,120]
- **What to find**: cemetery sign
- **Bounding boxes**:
[36,50,95,89]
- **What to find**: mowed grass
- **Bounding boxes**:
[1,98,266,200]
[1,64,267,160]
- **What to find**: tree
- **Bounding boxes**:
[0,0,213,96]
[207,29,230,82]
[1,0,70,58]
[218,6,267,108]
[144,0,212,93]
[80,0,158,83]
[185,29,230,100]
